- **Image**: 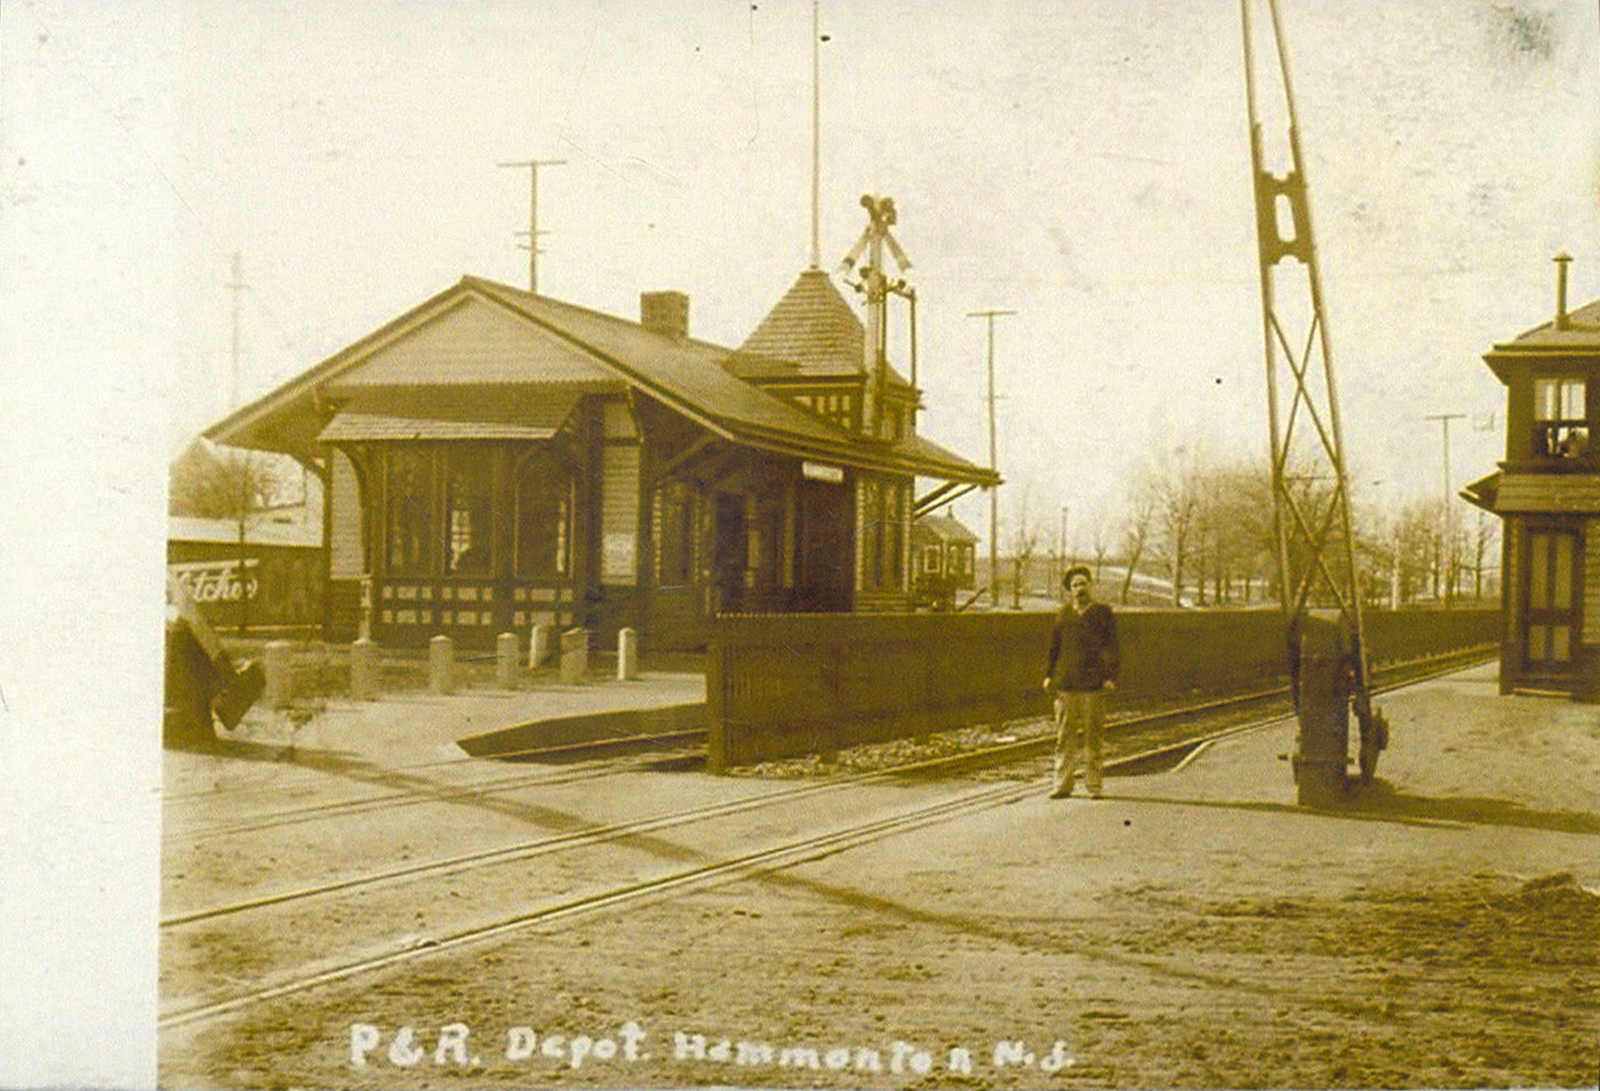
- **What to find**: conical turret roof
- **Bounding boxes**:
[732,268,865,378]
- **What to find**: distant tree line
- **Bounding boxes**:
[1104,446,1498,609]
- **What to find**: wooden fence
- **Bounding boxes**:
[706,607,1500,769]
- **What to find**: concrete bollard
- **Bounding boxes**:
[617,627,638,681]
[262,640,293,709]
[350,637,379,701]
[559,628,589,685]
[529,621,554,669]
[496,631,519,689]
[429,634,455,695]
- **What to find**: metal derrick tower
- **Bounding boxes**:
[1241,0,1389,806]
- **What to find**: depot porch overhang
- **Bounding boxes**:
[204,276,999,489]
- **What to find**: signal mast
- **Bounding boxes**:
[841,193,913,440]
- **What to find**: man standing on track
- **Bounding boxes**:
[1042,565,1120,799]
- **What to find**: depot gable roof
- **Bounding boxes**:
[205,276,997,487]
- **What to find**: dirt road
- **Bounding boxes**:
[160,665,1599,1088]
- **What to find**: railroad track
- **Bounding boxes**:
[166,645,1488,842]
[160,735,584,807]
[163,746,699,843]
[164,725,710,808]
[159,649,1490,1030]
[917,644,1497,775]
[161,771,1051,1030]
[160,683,1311,924]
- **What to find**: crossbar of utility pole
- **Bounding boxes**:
[968,309,1015,610]
[498,158,567,293]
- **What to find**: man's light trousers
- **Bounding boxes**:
[1052,690,1105,797]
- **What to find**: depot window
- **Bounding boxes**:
[385,448,435,576]
[653,481,694,588]
[446,447,494,575]
[1533,376,1588,459]
[516,453,570,581]
[860,476,907,592]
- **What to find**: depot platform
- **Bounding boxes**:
[206,666,707,767]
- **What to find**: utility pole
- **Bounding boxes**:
[1424,412,1465,606]
[228,251,251,635]
[498,158,566,293]
[1060,504,1070,575]
[968,309,1014,609]
[227,252,245,408]
[810,0,822,270]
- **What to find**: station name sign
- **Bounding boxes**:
[801,461,845,484]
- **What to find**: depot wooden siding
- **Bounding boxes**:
[1496,473,1600,512]
[324,448,366,639]
[1587,518,1600,645]
[707,608,1501,769]
[329,449,363,579]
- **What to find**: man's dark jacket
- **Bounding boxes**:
[1046,601,1120,691]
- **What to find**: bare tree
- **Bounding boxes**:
[1391,498,1444,606]
[170,441,283,520]
[1119,481,1159,604]
[1008,491,1042,609]
[1144,446,1202,607]
[1115,447,1282,609]
[1471,510,1498,601]
[1091,523,1111,587]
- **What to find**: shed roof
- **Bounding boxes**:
[317,384,587,442]
[1460,471,1499,514]
[915,513,979,542]
[1493,299,1600,351]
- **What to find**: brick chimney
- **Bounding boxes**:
[640,291,689,339]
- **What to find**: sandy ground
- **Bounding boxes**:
[161,664,1599,1089]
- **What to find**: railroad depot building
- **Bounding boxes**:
[1464,254,1600,698]
[205,267,997,651]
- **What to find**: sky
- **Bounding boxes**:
[20,0,1600,548]
[3,5,1600,1082]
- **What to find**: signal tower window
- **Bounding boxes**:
[1533,376,1588,459]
